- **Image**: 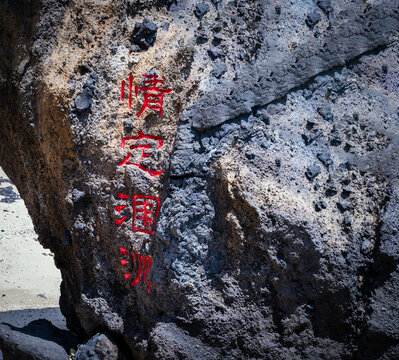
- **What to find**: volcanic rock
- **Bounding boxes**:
[1,1,399,359]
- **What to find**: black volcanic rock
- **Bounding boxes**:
[131,18,158,50]
[1,0,399,359]
[0,321,76,360]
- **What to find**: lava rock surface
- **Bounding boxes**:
[0,0,399,359]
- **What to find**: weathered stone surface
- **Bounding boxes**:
[75,333,121,360]
[0,321,72,360]
[149,322,219,360]
[1,0,399,359]
[184,1,399,130]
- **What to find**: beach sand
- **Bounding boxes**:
[0,166,66,358]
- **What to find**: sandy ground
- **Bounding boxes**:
[0,166,66,358]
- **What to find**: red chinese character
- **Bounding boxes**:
[120,74,173,117]
[114,193,161,236]
[136,75,173,117]
[118,247,152,292]
[114,192,129,226]
[133,195,160,235]
[118,131,164,177]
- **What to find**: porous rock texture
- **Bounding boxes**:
[1,0,399,359]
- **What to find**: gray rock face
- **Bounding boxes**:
[149,323,219,360]
[75,333,120,360]
[0,322,70,360]
[1,0,399,359]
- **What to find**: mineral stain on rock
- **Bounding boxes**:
[1,0,399,359]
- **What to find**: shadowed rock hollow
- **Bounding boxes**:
[1,0,399,359]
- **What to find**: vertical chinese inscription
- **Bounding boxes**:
[115,72,173,292]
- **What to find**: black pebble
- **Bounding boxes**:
[315,200,327,212]
[337,201,350,213]
[306,118,316,130]
[131,18,158,50]
[325,184,337,197]
[342,186,352,196]
[212,33,223,46]
[330,135,342,146]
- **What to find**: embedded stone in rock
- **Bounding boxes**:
[194,3,210,19]
[315,200,327,212]
[196,31,209,44]
[305,12,321,29]
[306,165,321,181]
[337,201,351,213]
[325,184,338,197]
[131,18,158,50]
[207,47,223,60]
[317,104,334,122]
[212,33,223,46]
[343,215,352,226]
[342,186,352,198]
[317,150,333,168]
[306,118,317,130]
[74,88,92,112]
[86,34,94,43]
[211,62,227,78]
[245,150,255,160]
[123,119,134,131]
